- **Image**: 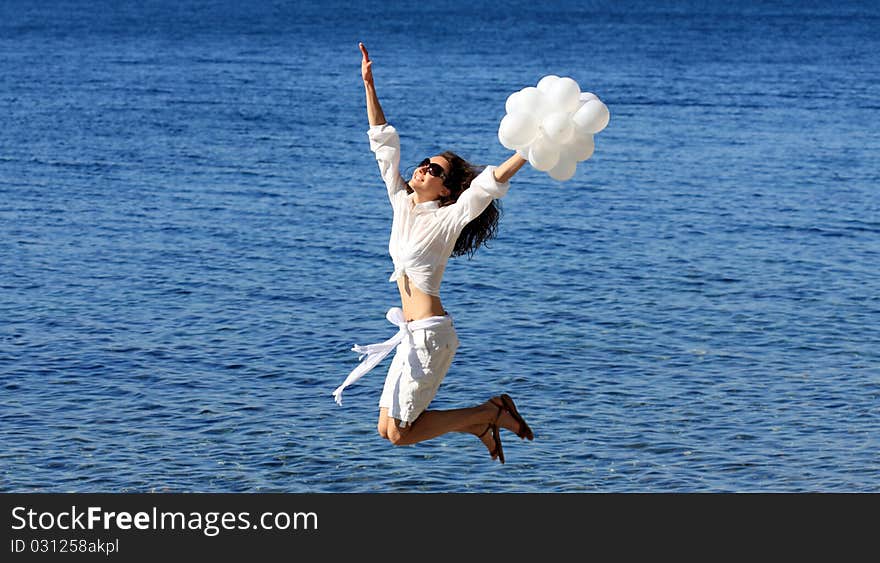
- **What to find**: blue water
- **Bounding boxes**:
[2,0,878,492]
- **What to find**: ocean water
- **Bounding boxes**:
[1,0,878,492]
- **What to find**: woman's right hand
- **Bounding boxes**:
[359,42,373,85]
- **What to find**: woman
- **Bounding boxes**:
[332,43,534,464]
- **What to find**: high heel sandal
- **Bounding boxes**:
[498,393,534,441]
[478,403,505,464]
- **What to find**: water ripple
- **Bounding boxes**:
[2,0,879,492]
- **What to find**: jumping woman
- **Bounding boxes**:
[332,42,534,463]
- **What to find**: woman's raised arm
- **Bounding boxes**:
[493,152,528,183]
[360,42,387,127]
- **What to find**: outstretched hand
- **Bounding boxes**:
[359,42,373,85]
[360,42,386,125]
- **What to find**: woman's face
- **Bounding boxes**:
[409,156,451,201]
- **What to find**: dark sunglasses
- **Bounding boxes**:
[418,158,448,180]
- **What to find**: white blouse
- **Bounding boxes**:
[368,123,511,297]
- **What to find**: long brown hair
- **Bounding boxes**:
[436,151,502,258]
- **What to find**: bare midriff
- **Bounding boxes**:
[397,275,446,321]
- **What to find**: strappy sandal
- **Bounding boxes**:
[499,393,534,441]
[478,403,505,464]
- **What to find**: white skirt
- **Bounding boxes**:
[379,316,459,426]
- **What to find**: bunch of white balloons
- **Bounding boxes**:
[498,75,609,181]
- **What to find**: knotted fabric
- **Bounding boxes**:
[332,307,451,406]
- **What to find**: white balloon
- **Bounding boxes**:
[498,128,516,150]
[505,87,528,115]
[515,86,551,120]
[505,91,522,115]
[576,92,598,111]
[579,91,599,104]
[536,75,560,93]
[541,111,574,145]
[563,132,595,161]
[498,133,517,151]
[528,136,560,171]
[572,99,610,134]
[498,112,539,149]
[546,77,581,113]
[499,79,605,179]
[548,155,577,181]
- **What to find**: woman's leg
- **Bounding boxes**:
[380,399,523,447]
[385,404,492,446]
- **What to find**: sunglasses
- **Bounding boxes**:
[417,158,448,180]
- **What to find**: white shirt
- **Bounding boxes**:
[368,123,511,297]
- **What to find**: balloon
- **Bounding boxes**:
[579,91,598,104]
[528,135,560,171]
[504,91,521,115]
[504,86,546,119]
[498,129,516,151]
[563,132,595,161]
[572,99,610,134]
[546,77,581,113]
[548,155,577,182]
[498,74,609,182]
[508,86,549,120]
[536,75,560,93]
[541,111,574,145]
[498,112,539,149]
[576,92,598,111]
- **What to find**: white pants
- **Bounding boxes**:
[379,317,459,426]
